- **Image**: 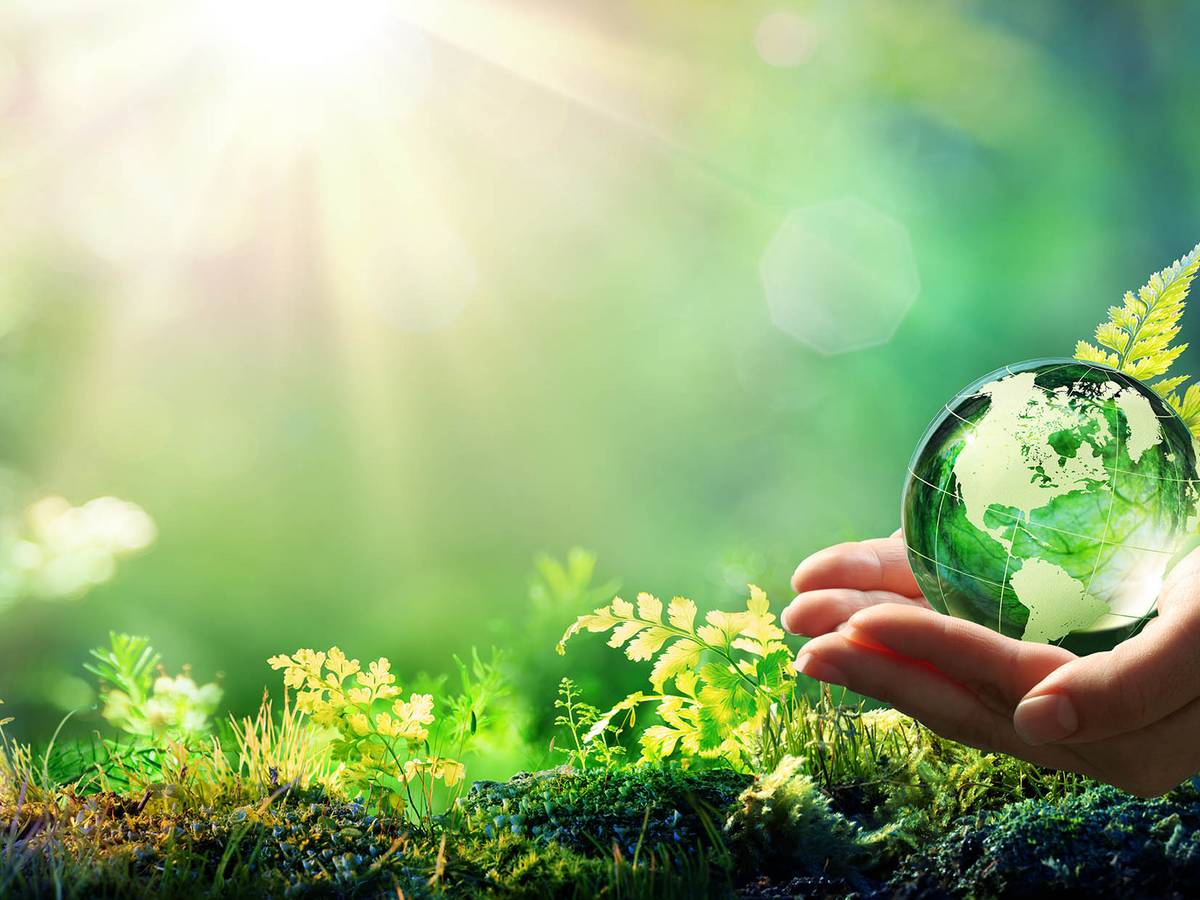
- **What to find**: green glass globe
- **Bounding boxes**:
[902,358,1200,654]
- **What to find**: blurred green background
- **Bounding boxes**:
[1,0,1198,773]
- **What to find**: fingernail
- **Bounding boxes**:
[781,602,800,635]
[793,652,848,687]
[1013,693,1078,745]
[835,622,889,652]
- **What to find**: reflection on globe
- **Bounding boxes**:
[902,358,1200,654]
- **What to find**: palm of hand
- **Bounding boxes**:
[783,533,1200,798]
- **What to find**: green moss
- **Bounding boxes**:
[723,756,866,884]
[819,707,1089,869]
[455,762,749,858]
[888,779,1200,899]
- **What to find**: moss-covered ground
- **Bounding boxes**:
[7,736,1200,899]
[6,591,1200,899]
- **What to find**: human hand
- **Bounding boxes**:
[781,532,1200,797]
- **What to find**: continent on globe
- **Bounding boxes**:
[902,358,1200,655]
[1007,558,1109,644]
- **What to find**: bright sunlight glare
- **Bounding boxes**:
[204,0,393,70]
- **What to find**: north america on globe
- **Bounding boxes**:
[903,359,1200,653]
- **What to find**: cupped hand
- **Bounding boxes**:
[781,532,1200,797]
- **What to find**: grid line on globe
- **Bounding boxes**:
[906,469,1181,555]
[903,358,1200,655]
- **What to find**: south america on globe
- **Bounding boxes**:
[902,358,1200,654]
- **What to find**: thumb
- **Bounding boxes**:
[1012,548,1200,745]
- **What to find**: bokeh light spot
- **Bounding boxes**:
[760,196,920,355]
[754,12,817,68]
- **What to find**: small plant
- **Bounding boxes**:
[1076,240,1200,438]
[267,647,465,829]
[84,632,222,742]
[552,677,626,771]
[557,585,795,772]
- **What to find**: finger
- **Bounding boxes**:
[1013,548,1200,746]
[1150,543,1200,618]
[791,538,923,598]
[793,634,1078,770]
[1089,690,1200,797]
[840,604,1075,710]
[781,588,931,637]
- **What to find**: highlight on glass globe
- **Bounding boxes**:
[902,358,1200,654]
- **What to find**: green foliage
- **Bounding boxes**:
[1076,240,1200,438]
[501,549,625,746]
[551,678,625,772]
[722,755,865,883]
[85,633,222,743]
[529,549,622,621]
[445,649,511,750]
[557,585,795,772]
[77,634,223,799]
[411,647,523,767]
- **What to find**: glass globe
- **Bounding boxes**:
[902,358,1200,654]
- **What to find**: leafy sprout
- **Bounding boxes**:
[552,677,627,771]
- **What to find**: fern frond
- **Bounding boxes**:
[1165,383,1200,437]
[650,639,702,689]
[1076,240,1200,440]
[1075,340,1118,368]
[1152,375,1190,396]
[1126,344,1188,380]
[1094,322,1129,354]
[557,586,797,771]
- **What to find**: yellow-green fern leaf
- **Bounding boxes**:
[1166,383,1200,437]
[1075,340,1118,367]
[1153,375,1190,397]
[1127,347,1188,381]
[608,620,648,650]
[1076,240,1200,440]
[636,592,664,624]
[650,639,703,690]
[666,595,697,633]
[625,625,673,661]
